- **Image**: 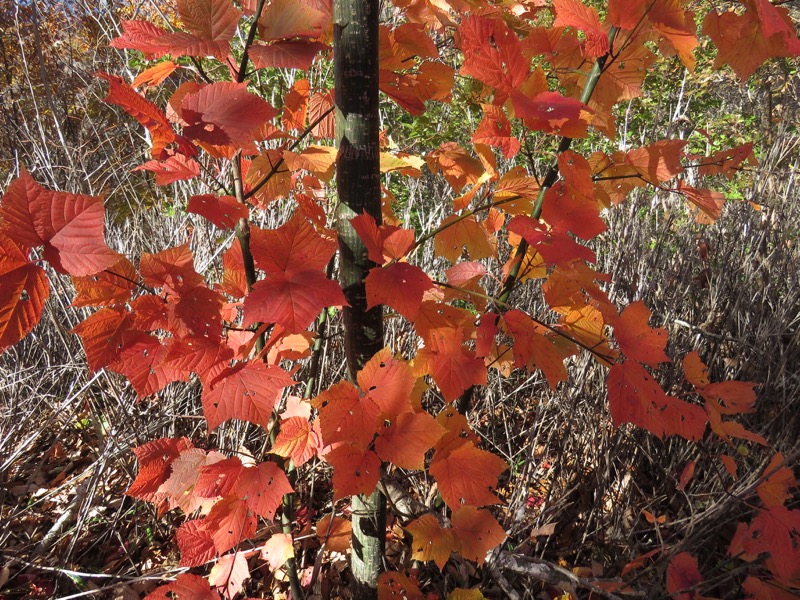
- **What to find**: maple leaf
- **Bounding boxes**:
[181,82,277,149]
[414,326,488,402]
[97,73,196,159]
[625,139,686,185]
[552,0,609,58]
[742,576,800,600]
[450,506,506,563]
[511,91,591,138]
[71,307,147,372]
[666,552,705,600]
[757,453,797,508]
[607,361,707,441]
[606,0,647,30]
[140,244,204,295]
[647,0,699,71]
[429,441,507,508]
[471,104,521,159]
[261,533,295,571]
[326,444,382,499]
[132,61,181,90]
[176,519,217,567]
[677,182,726,224]
[357,348,417,418]
[502,310,571,389]
[127,437,194,505]
[406,513,455,569]
[459,16,528,99]
[435,214,495,262]
[425,142,484,191]
[703,0,800,82]
[177,0,242,48]
[613,301,670,367]
[250,40,329,70]
[350,212,415,265]
[317,513,352,553]
[272,416,321,466]
[0,232,49,353]
[508,215,597,266]
[110,335,188,398]
[312,380,381,447]
[283,145,338,182]
[144,573,220,600]
[729,506,800,586]
[208,551,250,600]
[257,0,329,41]
[699,142,757,179]
[205,495,258,554]
[540,183,606,241]
[134,155,201,188]
[236,461,293,520]
[71,255,137,308]
[374,412,445,470]
[365,262,434,321]
[377,572,425,599]
[187,194,249,229]
[159,448,226,513]
[0,169,121,277]
[202,360,294,429]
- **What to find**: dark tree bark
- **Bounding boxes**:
[333,0,385,596]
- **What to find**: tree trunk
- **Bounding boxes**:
[333,0,385,596]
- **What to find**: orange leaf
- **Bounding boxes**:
[317,514,352,553]
[187,195,248,229]
[415,326,488,402]
[450,506,506,563]
[326,445,381,499]
[365,262,434,321]
[614,301,671,367]
[374,412,445,469]
[261,533,295,572]
[406,513,455,569]
[429,441,507,508]
[208,551,250,599]
[272,416,321,466]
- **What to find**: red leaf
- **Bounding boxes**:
[0,232,49,353]
[614,301,670,367]
[195,456,244,498]
[132,61,180,90]
[471,104,521,159]
[236,461,293,520]
[134,154,201,185]
[429,441,507,508]
[511,91,591,138]
[666,552,704,600]
[677,182,726,224]
[607,361,707,441]
[244,270,347,333]
[625,139,686,184]
[607,0,647,30]
[415,327,487,402]
[730,506,800,586]
[350,212,415,265]
[71,307,145,372]
[365,262,434,321]
[508,215,596,266]
[188,194,249,229]
[552,0,608,57]
[374,412,445,470]
[205,495,257,554]
[110,335,188,398]
[450,506,506,563]
[503,310,571,389]
[71,255,137,307]
[176,519,217,567]
[159,448,226,513]
[757,453,797,508]
[250,214,337,275]
[97,73,195,159]
[272,416,321,466]
[140,244,204,295]
[202,360,294,429]
[459,16,528,98]
[742,576,800,600]
[128,437,194,504]
[325,444,381,499]
[144,573,220,600]
[177,0,242,47]
[249,40,328,70]
[0,169,120,276]
[181,82,277,148]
